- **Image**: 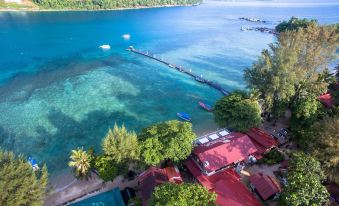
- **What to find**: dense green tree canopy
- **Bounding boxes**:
[139,120,196,165]
[93,155,125,181]
[279,152,329,206]
[149,183,216,206]
[213,91,261,132]
[32,0,202,10]
[102,123,140,163]
[245,22,338,118]
[68,147,92,179]
[275,17,317,33]
[0,149,48,206]
[310,116,339,185]
[293,94,321,122]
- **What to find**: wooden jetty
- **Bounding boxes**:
[127,46,229,95]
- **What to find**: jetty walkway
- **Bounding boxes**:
[127,46,229,95]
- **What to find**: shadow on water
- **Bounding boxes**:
[0,108,137,174]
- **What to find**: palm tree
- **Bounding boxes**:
[68,148,91,179]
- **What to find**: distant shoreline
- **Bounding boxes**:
[0,3,200,12]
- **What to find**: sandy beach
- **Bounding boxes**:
[45,170,138,206]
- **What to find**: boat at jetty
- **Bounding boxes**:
[199,101,213,112]
[241,26,250,31]
[177,112,191,121]
[240,26,279,36]
[239,17,266,23]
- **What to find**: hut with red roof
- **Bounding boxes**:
[137,166,183,206]
[246,128,279,159]
[249,173,282,200]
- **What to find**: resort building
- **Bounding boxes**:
[137,166,183,206]
[249,173,282,200]
[246,128,279,159]
[189,132,258,176]
[185,131,263,206]
[184,160,262,206]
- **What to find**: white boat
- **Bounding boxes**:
[122,34,130,40]
[99,44,111,50]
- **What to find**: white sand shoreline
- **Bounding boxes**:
[45,171,138,206]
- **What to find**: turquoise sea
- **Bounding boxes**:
[0,0,338,179]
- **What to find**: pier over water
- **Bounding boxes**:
[127,46,229,96]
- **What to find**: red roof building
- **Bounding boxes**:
[191,132,258,175]
[185,158,262,206]
[246,128,279,158]
[319,93,334,108]
[249,173,281,200]
[137,166,183,206]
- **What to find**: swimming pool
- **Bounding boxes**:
[70,188,125,206]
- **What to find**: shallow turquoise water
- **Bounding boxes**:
[0,1,338,175]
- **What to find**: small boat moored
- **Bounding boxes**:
[198,101,213,112]
[99,44,111,50]
[28,157,39,172]
[177,112,191,121]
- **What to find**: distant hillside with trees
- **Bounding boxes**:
[32,0,202,10]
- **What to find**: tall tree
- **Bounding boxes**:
[275,17,316,33]
[68,147,91,179]
[279,152,329,206]
[150,183,216,206]
[213,91,261,132]
[139,120,196,166]
[0,149,48,206]
[244,22,338,118]
[102,123,140,163]
[310,116,339,185]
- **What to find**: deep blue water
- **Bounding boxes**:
[0,1,338,178]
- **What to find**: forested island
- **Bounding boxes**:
[14,0,202,10]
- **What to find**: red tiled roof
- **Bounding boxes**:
[246,128,278,152]
[193,132,258,173]
[164,166,183,184]
[184,158,203,178]
[215,178,262,206]
[319,93,334,107]
[185,158,262,206]
[249,173,281,200]
[138,166,182,206]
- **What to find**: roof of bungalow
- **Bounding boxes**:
[319,93,334,108]
[184,159,262,206]
[246,128,278,155]
[193,132,258,173]
[215,176,262,206]
[137,166,183,206]
[249,173,282,200]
